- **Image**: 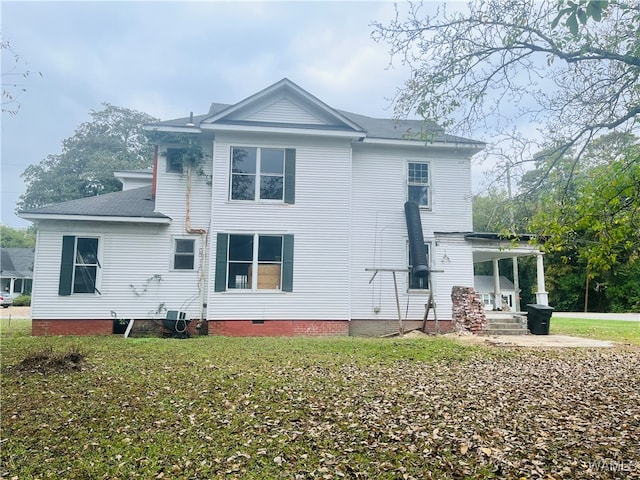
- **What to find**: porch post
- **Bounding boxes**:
[492,258,502,310]
[512,257,521,311]
[535,253,549,306]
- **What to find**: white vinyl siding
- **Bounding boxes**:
[31,223,205,320]
[209,134,352,321]
[350,143,474,323]
[245,98,325,125]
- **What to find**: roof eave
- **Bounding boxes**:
[143,125,202,134]
[19,213,171,224]
[200,123,366,139]
[359,137,485,150]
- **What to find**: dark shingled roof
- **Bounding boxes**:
[147,102,483,145]
[0,248,34,278]
[20,186,169,220]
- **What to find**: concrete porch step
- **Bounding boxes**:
[482,328,530,335]
[483,315,529,335]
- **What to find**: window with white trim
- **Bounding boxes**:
[173,238,195,270]
[408,242,431,290]
[230,147,296,203]
[214,233,294,292]
[59,236,101,295]
[227,234,282,290]
[407,161,430,207]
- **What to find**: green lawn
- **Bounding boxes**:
[551,317,640,345]
[2,325,639,479]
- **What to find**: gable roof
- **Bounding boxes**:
[145,78,483,146]
[0,248,34,278]
[19,186,170,224]
[474,275,516,293]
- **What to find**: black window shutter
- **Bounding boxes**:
[282,234,294,292]
[214,233,229,292]
[58,235,75,296]
[284,148,296,204]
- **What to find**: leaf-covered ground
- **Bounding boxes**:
[1,335,639,479]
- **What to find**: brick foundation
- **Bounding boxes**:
[208,320,349,337]
[32,318,202,337]
[349,319,454,337]
[32,319,114,336]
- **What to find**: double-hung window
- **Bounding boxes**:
[215,233,294,292]
[408,242,431,291]
[173,238,195,270]
[407,162,430,207]
[59,236,101,295]
[230,147,296,203]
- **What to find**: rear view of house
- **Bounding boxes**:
[20,79,548,336]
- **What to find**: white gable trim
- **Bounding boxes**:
[200,122,365,139]
[201,78,365,133]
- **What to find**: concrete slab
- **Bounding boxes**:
[448,332,615,348]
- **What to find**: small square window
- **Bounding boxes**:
[174,239,195,270]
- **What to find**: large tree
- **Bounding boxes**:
[0,225,36,248]
[17,104,158,211]
[373,0,639,176]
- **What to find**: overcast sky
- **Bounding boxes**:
[1,0,470,228]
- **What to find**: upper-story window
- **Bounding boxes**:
[407,162,430,208]
[167,147,186,174]
[230,147,296,204]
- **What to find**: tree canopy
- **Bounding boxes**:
[17,104,158,211]
[373,0,639,164]
[0,225,36,248]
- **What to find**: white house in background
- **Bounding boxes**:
[0,248,34,296]
[20,78,548,336]
[474,275,517,311]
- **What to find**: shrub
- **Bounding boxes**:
[12,294,31,306]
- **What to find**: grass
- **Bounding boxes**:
[1,320,639,478]
[551,317,640,345]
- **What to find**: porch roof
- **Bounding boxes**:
[465,232,542,263]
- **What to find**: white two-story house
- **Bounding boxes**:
[21,79,548,336]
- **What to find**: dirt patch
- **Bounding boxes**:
[13,347,87,373]
[0,306,31,319]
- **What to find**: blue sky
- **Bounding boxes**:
[1,0,466,228]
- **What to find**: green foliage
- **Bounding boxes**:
[17,104,158,211]
[12,294,31,306]
[551,317,640,344]
[144,130,205,172]
[529,133,640,275]
[0,225,35,247]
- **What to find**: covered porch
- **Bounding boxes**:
[466,233,548,312]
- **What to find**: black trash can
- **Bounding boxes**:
[526,304,554,335]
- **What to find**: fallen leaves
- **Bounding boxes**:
[1,337,639,479]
